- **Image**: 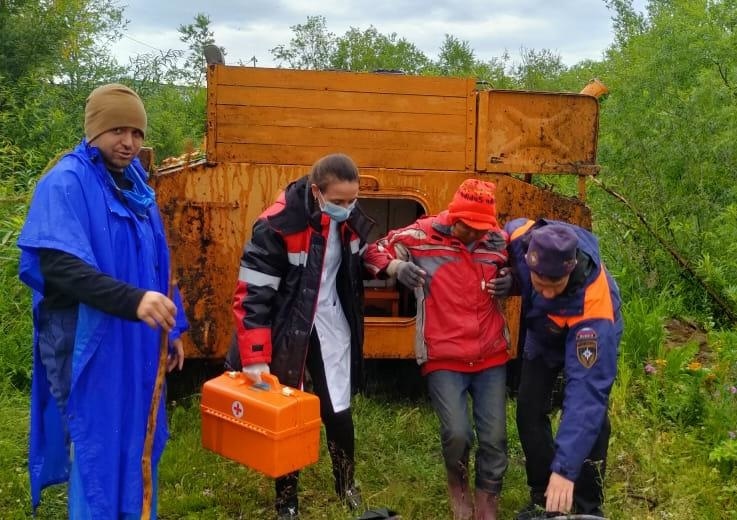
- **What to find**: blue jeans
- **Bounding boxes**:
[427,365,508,494]
[37,306,77,413]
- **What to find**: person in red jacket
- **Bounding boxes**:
[366,179,512,520]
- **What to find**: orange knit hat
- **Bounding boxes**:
[447,179,499,231]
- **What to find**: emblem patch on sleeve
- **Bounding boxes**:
[575,327,598,368]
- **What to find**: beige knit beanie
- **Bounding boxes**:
[84,83,147,142]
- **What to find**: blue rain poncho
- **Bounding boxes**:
[18,140,188,517]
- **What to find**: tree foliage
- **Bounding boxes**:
[52,0,127,90]
[330,26,430,73]
[0,0,70,83]
[0,5,213,189]
[177,13,225,86]
[270,15,336,70]
[0,0,128,186]
[436,34,476,76]
[427,34,516,88]
[269,15,565,90]
[513,47,567,90]
[594,0,737,320]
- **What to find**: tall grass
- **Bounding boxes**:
[619,295,667,369]
[0,183,33,392]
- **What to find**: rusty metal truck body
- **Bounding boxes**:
[151,65,601,360]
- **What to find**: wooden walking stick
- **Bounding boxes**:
[141,270,175,520]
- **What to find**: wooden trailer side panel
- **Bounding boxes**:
[208,66,476,171]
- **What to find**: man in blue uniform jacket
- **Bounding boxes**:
[18,83,188,519]
[505,219,622,518]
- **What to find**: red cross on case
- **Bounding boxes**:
[231,400,244,418]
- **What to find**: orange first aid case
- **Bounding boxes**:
[200,371,321,478]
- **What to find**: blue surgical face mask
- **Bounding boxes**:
[317,191,356,222]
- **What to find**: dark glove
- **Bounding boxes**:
[488,268,513,297]
[395,261,425,288]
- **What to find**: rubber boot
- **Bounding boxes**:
[474,489,499,520]
[447,477,473,520]
[515,491,546,520]
[275,472,299,520]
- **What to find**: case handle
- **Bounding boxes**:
[229,370,284,392]
[254,372,281,391]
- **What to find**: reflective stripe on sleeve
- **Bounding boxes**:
[238,266,281,290]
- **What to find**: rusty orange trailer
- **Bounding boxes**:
[151,65,603,361]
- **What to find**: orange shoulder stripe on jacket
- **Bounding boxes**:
[510,219,536,241]
[548,268,615,328]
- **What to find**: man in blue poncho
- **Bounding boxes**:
[18,83,189,519]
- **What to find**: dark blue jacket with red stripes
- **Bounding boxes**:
[506,218,623,482]
[228,176,378,390]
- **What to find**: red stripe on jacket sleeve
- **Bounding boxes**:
[232,279,272,365]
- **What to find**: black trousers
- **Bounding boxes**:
[516,355,610,515]
[275,332,355,512]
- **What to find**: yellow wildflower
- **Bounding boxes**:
[686,361,702,371]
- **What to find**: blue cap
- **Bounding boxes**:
[525,224,578,278]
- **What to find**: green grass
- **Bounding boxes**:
[0,385,733,519]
